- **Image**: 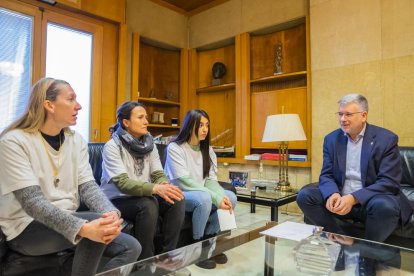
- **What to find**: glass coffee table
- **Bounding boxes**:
[236,188,299,221]
[97,221,414,275]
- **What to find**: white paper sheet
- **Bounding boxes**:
[217,209,237,231]
[260,221,319,241]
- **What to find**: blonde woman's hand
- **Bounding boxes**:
[101,210,119,221]
[153,184,184,204]
[78,215,123,244]
[100,212,123,243]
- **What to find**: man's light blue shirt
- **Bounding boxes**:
[342,124,367,195]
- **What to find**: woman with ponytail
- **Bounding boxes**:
[100,101,185,260]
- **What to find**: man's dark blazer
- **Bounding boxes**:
[319,123,413,224]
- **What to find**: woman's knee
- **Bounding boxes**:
[173,197,186,214]
[108,233,141,261]
[225,190,237,208]
[137,197,159,219]
[185,191,213,210]
[126,234,142,260]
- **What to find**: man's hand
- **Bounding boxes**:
[332,194,357,215]
[326,193,341,212]
[153,183,184,204]
[326,232,354,245]
[219,196,233,214]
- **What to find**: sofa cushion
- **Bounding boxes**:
[88,142,105,186]
[0,229,6,261]
[400,147,414,187]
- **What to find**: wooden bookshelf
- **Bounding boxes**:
[131,33,188,137]
[148,124,180,129]
[250,71,307,84]
[189,41,236,154]
[196,83,236,93]
[138,97,180,106]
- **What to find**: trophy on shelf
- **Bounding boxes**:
[149,88,156,98]
[152,112,159,123]
[158,112,164,124]
[274,42,283,75]
[151,112,165,124]
[211,62,226,86]
[165,91,174,101]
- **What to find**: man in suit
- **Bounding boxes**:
[297,93,413,242]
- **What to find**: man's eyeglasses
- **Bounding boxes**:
[335,111,364,119]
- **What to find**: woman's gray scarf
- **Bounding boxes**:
[113,125,154,175]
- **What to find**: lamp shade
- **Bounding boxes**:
[262,114,307,142]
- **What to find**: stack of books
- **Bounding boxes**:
[212,145,234,153]
[242,153,307,162]
[213,145,235,158]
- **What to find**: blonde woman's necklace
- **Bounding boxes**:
[39,132,62,187]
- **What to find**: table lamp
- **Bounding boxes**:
[262,114,307,191]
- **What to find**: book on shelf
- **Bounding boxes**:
[244,154,261,161]
[212,145,234,153]
[261,153,286,161]
[288,154,307,161]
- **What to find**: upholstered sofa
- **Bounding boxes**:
[0,142,235,275]
[302,147,414,248]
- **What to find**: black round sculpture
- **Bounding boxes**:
[212,62,226,79]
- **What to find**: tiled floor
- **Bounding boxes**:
[233,201,303,229]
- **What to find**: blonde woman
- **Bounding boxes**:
[0,78,140,275]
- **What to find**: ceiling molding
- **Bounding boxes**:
[150,0,188,15]
[151,0,229,16]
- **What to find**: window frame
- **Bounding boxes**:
[40,9,103,141]
[0,0,106,141]
[1,0,42,83]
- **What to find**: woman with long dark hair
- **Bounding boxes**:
[100,101,185,260]
[0,78,140,275]
[164,109,237,269]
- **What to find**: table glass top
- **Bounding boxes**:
[237,187,298,200]
[97,221,414,275]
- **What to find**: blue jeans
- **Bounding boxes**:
[184,190,237,239]
[7,212,141,275]
[297,185,400,242]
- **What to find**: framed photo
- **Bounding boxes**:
[229,170,251,191]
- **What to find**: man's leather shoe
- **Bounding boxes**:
[212,253,228,264]
[196,258,216,269]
